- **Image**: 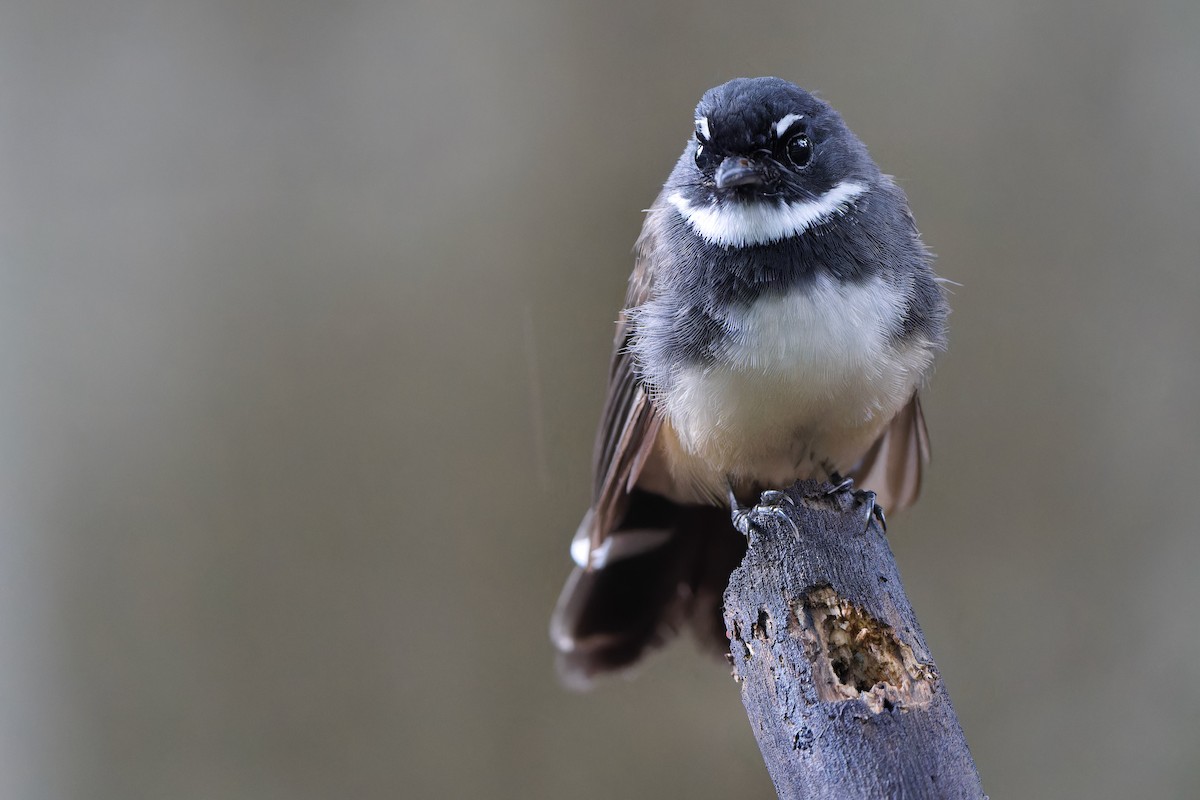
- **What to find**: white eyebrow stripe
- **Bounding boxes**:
[774,113,804,138]
[668,180,868,247]
[695,116,710,141]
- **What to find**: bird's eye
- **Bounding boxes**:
[785,133,812,168]
[694,143,720,173]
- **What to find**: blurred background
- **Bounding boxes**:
[2,0,1198,798]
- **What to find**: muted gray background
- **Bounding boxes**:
[2,1,1199,798]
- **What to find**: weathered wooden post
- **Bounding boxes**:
[724,480,985,799]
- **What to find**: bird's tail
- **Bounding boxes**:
[549,494,745,689]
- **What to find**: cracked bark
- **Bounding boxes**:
[724,480,986,800]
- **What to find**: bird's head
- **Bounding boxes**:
[668,77,880,247]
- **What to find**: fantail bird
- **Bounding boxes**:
[551,77,948,687]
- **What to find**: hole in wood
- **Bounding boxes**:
[797,584,937,713]
[751,607,771,640]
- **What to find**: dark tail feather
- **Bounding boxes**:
[550,498,745,689]
[681,506,750,658]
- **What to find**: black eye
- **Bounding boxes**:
[694,143,721,173]
[786,133,812,168]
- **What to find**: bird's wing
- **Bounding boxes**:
[585,201,671,553]
[850,394,931,513]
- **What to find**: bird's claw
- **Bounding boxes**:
[730,487,800,541]
[758,489,794,508]
[824,473,886,532]
[825,471,855,495]
[853,489,887,533]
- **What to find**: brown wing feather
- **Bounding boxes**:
[586,201,670,551]
[849,394,931,513]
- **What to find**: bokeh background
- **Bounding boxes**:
[2,1,1198,798]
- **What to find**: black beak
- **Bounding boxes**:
[714,156,764,189]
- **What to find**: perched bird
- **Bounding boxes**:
[551,77,948,687]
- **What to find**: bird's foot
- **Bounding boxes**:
[825,474,856,495]
[855,490,888,533]
[729,487,800,541]
[824,473,886,532]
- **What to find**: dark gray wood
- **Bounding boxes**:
[724,480,986,800]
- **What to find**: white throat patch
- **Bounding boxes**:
[668,180,867,247]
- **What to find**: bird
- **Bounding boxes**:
[550,77,948,688]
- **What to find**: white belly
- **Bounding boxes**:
[657,273,935,500]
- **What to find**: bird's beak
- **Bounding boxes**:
[714,157,764,189]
